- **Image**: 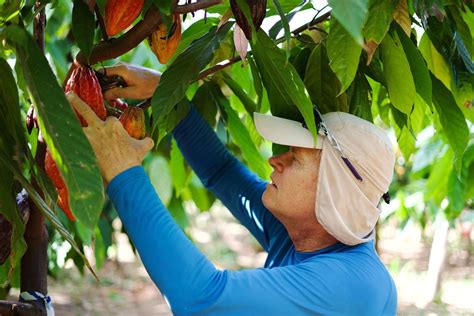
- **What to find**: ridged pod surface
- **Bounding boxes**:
[230,0,267,40]
[119,106,146,140]
[65,66,107,127]
[105,0,145,36]
[45,150,75,221]
[149,14,182,64]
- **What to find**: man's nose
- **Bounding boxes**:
[268,152,291,172]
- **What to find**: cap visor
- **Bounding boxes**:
[253,112,322,149]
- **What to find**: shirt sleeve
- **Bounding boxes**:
[172,104,283,251]
[107,167,394,316]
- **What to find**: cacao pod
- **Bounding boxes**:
[45,150,75,221]
[105,0,145,36]
[119,106,146,140]
[148,14,182,64]
[65,65,107,127]
[230,0,267,40]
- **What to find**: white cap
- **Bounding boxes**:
[254,111,395,245]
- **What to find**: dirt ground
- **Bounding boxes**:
[8,204,474,315]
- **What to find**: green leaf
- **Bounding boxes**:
[222,72,257,115]
[210,81,270,179]
[146,155,173,206]
[419,33,453,90]
[271,0,291,58]
[431,74,469,173]
[328,0,368,45]
[248,56,263,110]
[151,22,233,133]
[188,173,213,212]
[425,147,453,205]
[363,0,397,44]
[5,25,105,229]
[72,0,96,64]
[170,138,187,198]
[348,73,373,122]
[192,84,218,128]
[172,18,220,63]
[395,26,432,107]
[379,32,416,115]
[0,156,26,278]
[154,0,172,15]
[168,197,189,229]
[251,30,317,141]
[0,150,98,280]
[448,5,472,57]
[304,44,340,114]
[327,19,362,94]
[0,57,23,148]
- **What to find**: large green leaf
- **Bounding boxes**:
[272,0,291,58]
[395,26,432,107]
[151,22,233,133]
[4,25,104,229]
[379,32,416,115]
[251,30,317,140]
[304,44,340,114]
[248,56,263,110]
[327,19,362,95]
[210,81,270,179]
[146,154,173,207]
[328,0,368,45]
[431,74,469,173]
[419,33,453,90]
[363,0,397,44]
[72,0,95,64]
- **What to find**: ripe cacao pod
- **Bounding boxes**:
[45,150,75,221]
[65,65,107,127]
[148,14,182,64]
[119,106,146,140]
[105,0,145,36]
[230,0,267,40]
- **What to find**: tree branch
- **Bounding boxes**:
[76,0,222,65]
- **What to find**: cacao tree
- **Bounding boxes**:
[0,0,473,314]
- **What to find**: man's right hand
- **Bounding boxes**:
[102,62,161,101]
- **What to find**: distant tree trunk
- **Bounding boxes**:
[418,218,449,307]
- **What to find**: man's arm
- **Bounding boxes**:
[107,168,395,316]
[172,104,283,251]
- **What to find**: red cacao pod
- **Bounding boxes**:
[105,0,145,36]
[45,150,75,221]
[119,106,146,140]
[65,66,107,127]
[148,14,182,64]
[230,0,267,40]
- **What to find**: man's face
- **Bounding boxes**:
[262,147,322,222]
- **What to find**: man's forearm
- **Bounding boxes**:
[107,166,226,314]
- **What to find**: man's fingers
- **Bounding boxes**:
[102,62,128,77]
[103,86,144,101]
[66,92,101,126]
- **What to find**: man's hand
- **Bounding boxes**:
[101,62,161,101]
[66,92,154,183]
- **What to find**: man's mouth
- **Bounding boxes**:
[270,177,277,189]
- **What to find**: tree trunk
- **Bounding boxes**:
[418,217,449,307]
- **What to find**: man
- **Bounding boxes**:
[67,62,397,315]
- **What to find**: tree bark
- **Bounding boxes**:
[0,300,44,316]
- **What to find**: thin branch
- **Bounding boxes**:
[196,56,242,81]
[76,0,222,65]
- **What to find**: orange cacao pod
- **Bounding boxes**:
[105,0,144,36]
[148,14,182,64]
[45,150,75,221]
[230,0,267,40]
[119,106,146,140]
[65,66,106,127]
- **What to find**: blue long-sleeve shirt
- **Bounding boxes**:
[107,106,397,315]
